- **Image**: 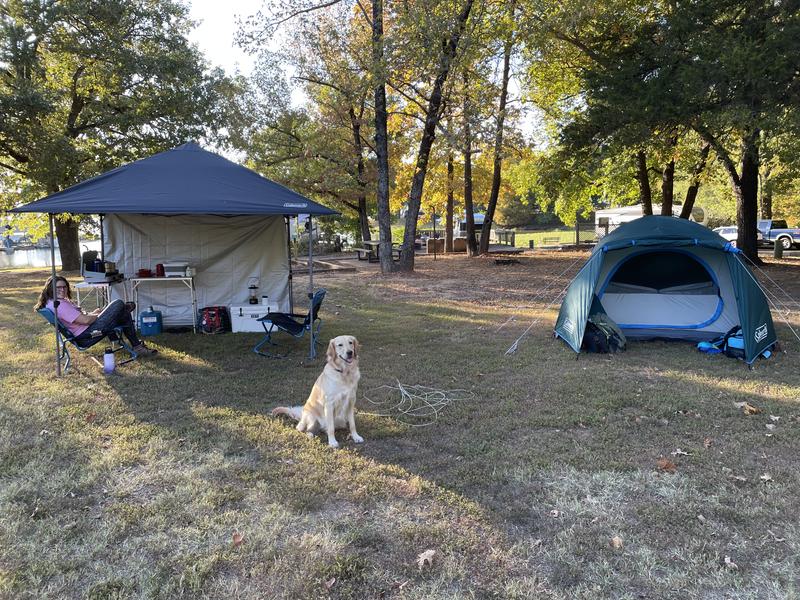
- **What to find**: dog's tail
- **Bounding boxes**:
[271,406,304,421]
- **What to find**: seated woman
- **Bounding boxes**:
[34,276,156,355]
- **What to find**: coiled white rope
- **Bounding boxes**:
[360,380,475,427]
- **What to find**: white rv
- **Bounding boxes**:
[595,204,706,237]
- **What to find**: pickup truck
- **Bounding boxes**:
[758,219,800,250]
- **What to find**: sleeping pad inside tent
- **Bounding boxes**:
[554,216,777,364]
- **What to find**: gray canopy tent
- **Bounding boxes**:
[11,142,337,374]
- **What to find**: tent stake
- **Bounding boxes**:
[49,213,61,376]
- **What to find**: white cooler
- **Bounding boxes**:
[230,303,272,333]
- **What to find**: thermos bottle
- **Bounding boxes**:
[103,348,115,373]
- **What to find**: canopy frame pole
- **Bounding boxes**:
[49,213,61,376]
[308,215,315,359]
[99,213,105,260]
[285,216,293,314]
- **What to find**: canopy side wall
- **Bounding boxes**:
[106,215,289,325]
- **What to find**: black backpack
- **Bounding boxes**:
[581,314,627,353]
[198,306,230,334]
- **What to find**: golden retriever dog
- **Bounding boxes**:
[271,335,362,448]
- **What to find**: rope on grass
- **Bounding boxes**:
[360,380,475,427]
[493,255,584,354]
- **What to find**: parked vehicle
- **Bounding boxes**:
[596,204,706,237]
[712,226,763,247]
[757,219,800,250]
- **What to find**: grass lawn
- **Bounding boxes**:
[2,255,800,599]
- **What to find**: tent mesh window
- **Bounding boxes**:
[604,251,718,295]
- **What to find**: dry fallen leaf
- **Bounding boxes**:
[610,535,624,549]
[723,556,739,570]
[734,401,761,415]
[703,437,713,448]
[323,577,336,590]
[391,580,409,590]
[766,424,776,431]
[671,448,691,456]
[770,415,781,422]
[760,473,773,483]
[232,532,244,547]
[417,549,436,570]
[85,412,96,423]
[656,457,677,473]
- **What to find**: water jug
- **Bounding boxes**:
[138,306,163,336]
[103,347,115,373]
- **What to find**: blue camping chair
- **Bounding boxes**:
[38,308,138,372]
[253,289,326,358]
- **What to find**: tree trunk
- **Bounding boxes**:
[660,158,674,215]
[680,142,710,219]
[693,125,759,262]
[636,150,653,215]
[54,216,81,271]
[349,107,371,243]
[464,145,477,256]
[446,153,454,252]
[358,196,370,242]
[660,136,677,216]
[736,130,760,261]
[759,165,773,219]
[479,38,512,255]
[399,0,475,272]
[372,0,394,273]
[463,72,478,257]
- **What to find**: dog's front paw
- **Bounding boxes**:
[351,433,364,444]
[328,438,340,448]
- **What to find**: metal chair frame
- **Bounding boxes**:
[253,289,326,358]
[38,308,138,372]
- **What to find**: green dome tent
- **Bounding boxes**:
[554,216,777,364]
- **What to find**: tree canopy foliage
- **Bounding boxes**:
[0,0,230,268]
[3,0,799,269]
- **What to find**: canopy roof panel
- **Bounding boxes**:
[10,142,337,216]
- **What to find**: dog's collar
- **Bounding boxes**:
[332,366,344,373]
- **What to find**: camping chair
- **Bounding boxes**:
[38,308,138,372]
[253,289,326,358]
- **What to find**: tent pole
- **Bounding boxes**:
[285,216,293,314]
[308,215,315,359]
[49,214,61,376]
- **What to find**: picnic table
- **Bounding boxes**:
[352,240,402,263]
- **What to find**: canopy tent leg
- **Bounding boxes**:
[308,215,315,360]
[49,213,61,376]
[285,216,293,314]
[99,213,105,260]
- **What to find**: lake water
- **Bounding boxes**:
[0,240,101,270]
